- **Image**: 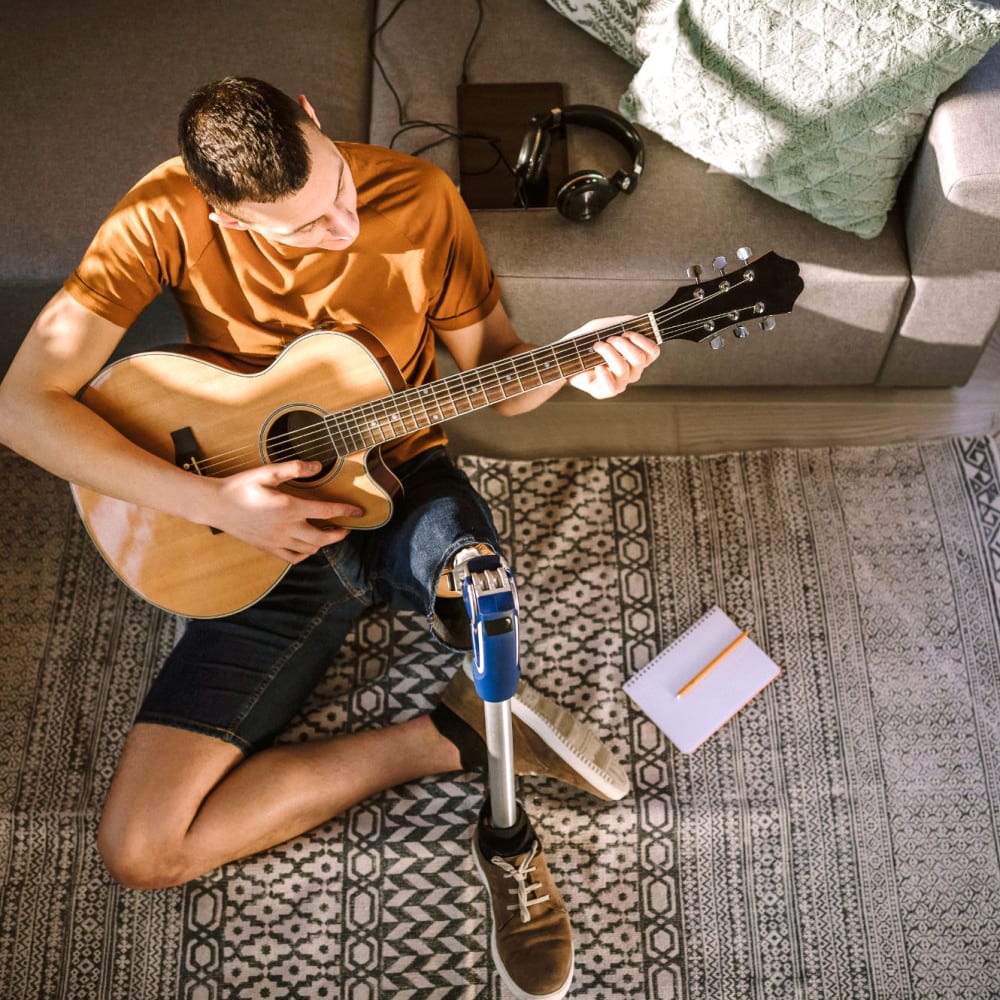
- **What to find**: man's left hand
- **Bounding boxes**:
[563,317,660,399]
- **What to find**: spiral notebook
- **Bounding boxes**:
[623,606,781,753]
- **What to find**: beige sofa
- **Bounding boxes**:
[3,0,998,407]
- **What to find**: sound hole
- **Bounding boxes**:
[264,407,337,482]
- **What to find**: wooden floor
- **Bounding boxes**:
[449,332,1000,457]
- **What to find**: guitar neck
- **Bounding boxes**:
[323,315,659,455]
[319,248,803,457]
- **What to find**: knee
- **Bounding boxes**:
[97,814,187,891]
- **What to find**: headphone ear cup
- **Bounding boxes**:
[556,170,615,222]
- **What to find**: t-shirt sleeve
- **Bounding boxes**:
[63,168,186,330]
[422,166,502,331]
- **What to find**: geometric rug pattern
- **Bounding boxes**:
[2,437,999,999]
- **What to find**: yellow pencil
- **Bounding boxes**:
[676,630,749,698]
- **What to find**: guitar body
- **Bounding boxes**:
[72,331,405,618]
[69,250,803,618]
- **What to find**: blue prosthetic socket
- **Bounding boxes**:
[460,554,521,703]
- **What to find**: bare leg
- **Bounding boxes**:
[97,716,461,889]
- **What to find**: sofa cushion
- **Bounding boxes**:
[618,0,1000,239]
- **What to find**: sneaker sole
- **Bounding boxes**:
[512,684,630,802]
[472,842,575,1000]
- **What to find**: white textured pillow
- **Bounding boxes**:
[619,0,1000,238]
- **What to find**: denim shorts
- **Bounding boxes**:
[136,447,501,753]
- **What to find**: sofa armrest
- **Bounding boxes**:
[879,41,1000,385]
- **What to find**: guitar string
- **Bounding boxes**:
[287,270,763,464]
[186,283,762,478]
[186,322,639,477]
[279,291,758,461]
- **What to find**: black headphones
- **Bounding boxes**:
[515,104,645,221]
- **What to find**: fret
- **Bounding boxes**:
[366,400,389,442]
[432,392,460,423]
[368,398,409,445]
[336,418,365,455]
[351,402,377,448]
[401,385,423,434]
[359,403,388,445]
[470,385,494,409]
[518,353,545,392]
[330,403,362,452]
[386,410,413,437]
[534,346,563,382]
[361,417,383,445]
[493,358,519,397]
[316,418,339,460]
[379,398,403,440]
[552,344,573,380]
[414,385,446,425]
[524,351,545,389]
[322,418,351,460]
[390,391,420,437]
[559,337,591,378]
[456,373,477,416]
[480,370,508,406]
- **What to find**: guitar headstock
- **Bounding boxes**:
[653,249,804,349]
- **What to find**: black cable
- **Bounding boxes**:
[369,0,413,130]
[368,0,518,184]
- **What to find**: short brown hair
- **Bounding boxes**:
[178,77,314,210]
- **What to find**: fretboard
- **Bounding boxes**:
[322,314,659,457]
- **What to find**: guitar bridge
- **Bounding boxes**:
[170,426,205,475]
[170,426,221,534]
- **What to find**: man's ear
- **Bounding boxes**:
[208,211,247,231]
[297,94,322,130]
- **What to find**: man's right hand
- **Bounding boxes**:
[198,460,364,564]
[0,293,364,567]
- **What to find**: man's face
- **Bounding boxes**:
[214,126,360,251]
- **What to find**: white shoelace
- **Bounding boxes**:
[491,841,551,924]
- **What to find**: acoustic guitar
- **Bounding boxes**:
[72,249,803,618]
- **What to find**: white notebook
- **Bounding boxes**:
[623,605,781,753]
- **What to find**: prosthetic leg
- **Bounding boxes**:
[458,551,522,832]
[454,549,575,1000]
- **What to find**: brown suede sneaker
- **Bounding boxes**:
[439,668,631,802]
[473,832,574,1000]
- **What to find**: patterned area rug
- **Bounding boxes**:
[2,438,999,1000]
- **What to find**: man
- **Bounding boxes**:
[0,77,657,999]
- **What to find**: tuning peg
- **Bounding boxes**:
[760,316,776,331]
[736,246,753,264]
[734,325,750,339]
[710,334,726,350]
[686,263,707,299]
[712,256,728,275]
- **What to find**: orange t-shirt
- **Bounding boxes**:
[64,143,501,467]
